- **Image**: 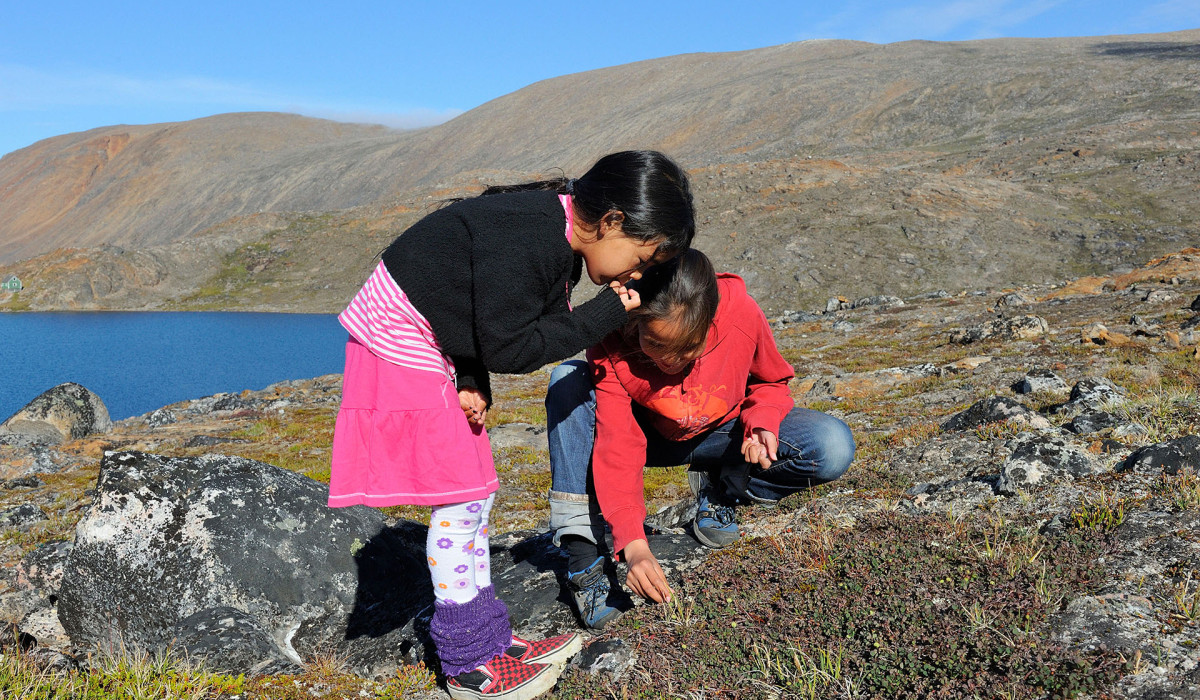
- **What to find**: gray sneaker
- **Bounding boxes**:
[566,557,630,630]
[688,470,739,549]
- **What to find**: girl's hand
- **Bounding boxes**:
[458,387,488,426]
[609,280,641,312]
[741,428,779,469]
[622,539,672,603]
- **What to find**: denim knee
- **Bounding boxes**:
[547,360,592,409]
[744,409,855,500]
[802,414,855,482]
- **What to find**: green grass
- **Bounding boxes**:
[0,646,436,699]
[222,408,337,482]
[0,291,32,311]
[553,512,1128,699]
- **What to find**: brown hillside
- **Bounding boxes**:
[0,30,1198,312]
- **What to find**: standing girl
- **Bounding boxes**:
[546,249,854,623]
[328,151,694,700]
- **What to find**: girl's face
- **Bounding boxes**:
[637,317,704,375]
[581,230,662,286]
[574,212,665,285]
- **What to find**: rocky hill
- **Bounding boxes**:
[1,29,1198,313]
[0,250,1198,697]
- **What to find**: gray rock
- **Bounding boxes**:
[0,622,37,652]
[1015,369,1070,395]
[146,408,177,428]
[776,310,822,324]
[211,394,259,412]
[3,476,42,490]
[487,423,547,453]
[1068,378,1127,409]
[0,591,46,633]
[1119,436,1200,475]
[908,290,951,300]
[20,607,69,648]
[21,648,81,674]
[995,291,1033,308]
[58,451,433,677]
[0,383,112,445]
[0,504,46,528]
[17,540,71,595]
[183,435,250,448]
[825,297,849,313]
[831,320,856,332]
[949,315,1048,344]
[851,295,904,310]
[1067,411,1121,435]
[1182,315,1200,331]
[169,606,303,676]
[1143,288,1181,303]
[997,433,1101,495]
[941,397,1050,432]
[1111,423,1149,440]
[575,638,636,679]
[55,450,708,678]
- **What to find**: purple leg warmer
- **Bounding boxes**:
[429,584,513,676]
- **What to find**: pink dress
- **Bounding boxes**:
[328,262,497,507]
[328,194,575,508]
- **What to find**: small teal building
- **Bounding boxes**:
[1,275,22,292]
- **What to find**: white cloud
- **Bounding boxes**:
[0,63,462,131]
[0,63,279,109]
[293,106,464,130]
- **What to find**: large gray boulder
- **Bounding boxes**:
[55,451,707,677]
[1119,436,1200,476]
[1,383,112,445]
[58,451,432,677]
[996,433,1102,495]
[940,397,1051,432]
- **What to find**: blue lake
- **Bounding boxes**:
[0,312,348,421]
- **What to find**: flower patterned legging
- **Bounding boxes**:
[426,494,495,604]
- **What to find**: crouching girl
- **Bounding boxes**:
[545,249,854,626]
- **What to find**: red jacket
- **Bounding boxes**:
[587,274,794,555]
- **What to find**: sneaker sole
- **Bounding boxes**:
[446,663,562,700]
[692,520,739,549]
[523,633,582,667]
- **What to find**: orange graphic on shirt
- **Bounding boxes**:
[645,384,729,439]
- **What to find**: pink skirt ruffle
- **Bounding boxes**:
[328,337,497,507]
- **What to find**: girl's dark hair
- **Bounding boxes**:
[480,150,695,257]
[623,248,718,359]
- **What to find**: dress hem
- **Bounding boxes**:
[328,479,500,508]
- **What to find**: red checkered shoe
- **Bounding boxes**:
[505,632,582,668]
[446,654,559,700]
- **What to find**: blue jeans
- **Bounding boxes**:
[545,360,855,546]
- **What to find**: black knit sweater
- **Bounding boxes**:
[381,190,629,404]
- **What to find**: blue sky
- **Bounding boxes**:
[1,0,1197,158]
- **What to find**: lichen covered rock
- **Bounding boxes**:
[1,383,112,445]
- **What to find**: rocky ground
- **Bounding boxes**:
[0,249,1198,698]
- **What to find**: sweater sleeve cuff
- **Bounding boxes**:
[607,506,647,557]
[739,406,785,439]
[451,356,493,407]
[572,285,629,338]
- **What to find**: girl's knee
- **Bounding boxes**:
[547,360,591,403]
[781,410,855,481]
[819,420,855,479]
